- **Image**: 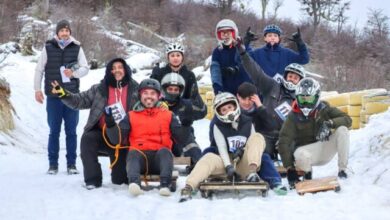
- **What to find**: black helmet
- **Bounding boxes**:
[138,78,161,96]
[161,73,186,103]
[295,77,321,116]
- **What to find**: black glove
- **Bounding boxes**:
[235,36,246,55]
[53,85,68,98]
[287,168,300,188]
[243,26,259,46]
[288,28,305,47]
[316,120,333,142]
[225,165,240,182]
[232,147,244,162]
[221,66,239,75]
[105,107,116,128]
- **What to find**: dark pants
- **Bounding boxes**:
[46,96,79,167]
[264,135,279,160]
[80,129,128,186]
[126,148,173,186]
[172,125,202,165]
[201,146,282,188]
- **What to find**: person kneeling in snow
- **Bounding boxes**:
[278,78,352,189]
[105,78,185,197]
[180,92,265,202]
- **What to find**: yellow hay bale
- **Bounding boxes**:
[349,88,387,105]
[337,106,348,114]
[364,102,390,115]
[350,116,360,129]
[347,105,361,117]
[321,93,350,107]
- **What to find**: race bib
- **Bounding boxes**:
[273,73,284,84]
[274,101,292,121]
[227,136,247,153]
[105,102,126,124]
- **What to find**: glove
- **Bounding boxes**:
[288,28,305,47]
[232,147,244,162]
[105,107,116,128]
[52,85,67,98]
[316,120,333,142]
[234,37,246,55]
[225,165,240,182]
[221,66,239,75]
[243,26,259,46]
[287,168,300,188]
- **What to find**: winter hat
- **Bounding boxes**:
[263,24,282,36]
[237,82,257,98]
[56,20,71,35]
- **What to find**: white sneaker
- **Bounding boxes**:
[86,185,97,190]
[159,187,171,197]
[129,183,144,196]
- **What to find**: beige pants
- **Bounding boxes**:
[186,133,265,189]
[293,126,349,172]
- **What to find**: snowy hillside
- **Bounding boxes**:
[0,53,389,220]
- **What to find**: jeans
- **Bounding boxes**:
[46,96,79,167]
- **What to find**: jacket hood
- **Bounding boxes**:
[104,58,132,88]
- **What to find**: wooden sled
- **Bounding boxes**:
[173,156,192,176]
[295,176,340,195]
[276,165,305,177]
[140,170,179,192]
[199,178,270,198]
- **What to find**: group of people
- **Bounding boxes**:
[34,19,352,201]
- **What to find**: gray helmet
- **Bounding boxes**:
[161,73,186,103]
[295,77,321,116]
[213,92,240,123]
[263,24,282,36]
[138,78,161,97]
[283,63,306,91]
[215,19,238,45]
[165,42,185,55]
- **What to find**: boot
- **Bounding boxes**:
[246,172,261,182]
[47,165,58,175]
[338,170,348,179]
[67,165,79,175]
[179,185,193,203]
[272,184,288,196]
[304,171,312,180]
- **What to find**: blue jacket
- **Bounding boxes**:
[210,45,253,95]
[249,43,309,79]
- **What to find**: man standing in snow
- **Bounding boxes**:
[34,19,89,175]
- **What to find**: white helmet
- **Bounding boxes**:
[165,42,185,55]
[215,19,239,46]
[213,92,241,123]
[295,77,321,116]
[283,63,306,91]
[161,73,186,102]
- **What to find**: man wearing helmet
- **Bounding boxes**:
[105,78,186,197]
[278,78,352,188]
[179,92,266,202]
[161,73,205,168]
[151,42,205,114]
[237,40,306,160]
[249,24,309,81]
[210,19,253,95]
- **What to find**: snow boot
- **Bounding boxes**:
[304,171,312,180]
[338,170,348,179]
[129,183,144,196]
[67,165,79,175]
[272,184,288,196]
[47,165,58,175]
[179,185,193,203]
[246,172,261,182]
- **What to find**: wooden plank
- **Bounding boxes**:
[140,170,179,181]
[174,157,191,166]
[295,176,340,195]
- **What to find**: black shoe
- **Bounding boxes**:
[304,171,312,180]
[179,185,193,203]
[47,165,58,175]
[338,170,348,179]
[67,165,79,175]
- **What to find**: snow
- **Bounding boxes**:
[0,52,389,220]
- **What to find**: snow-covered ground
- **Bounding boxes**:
[0,53,389,220]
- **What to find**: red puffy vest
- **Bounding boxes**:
[128,107,173,151]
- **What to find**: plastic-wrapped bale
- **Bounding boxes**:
[361,91,390,106]
[350,116,360,129]
[347,105,362,117]
[349,88,386,106]
[337,106,348,114]
[198,86,213,95]
[363,101,390,115]
[321,93,350,107]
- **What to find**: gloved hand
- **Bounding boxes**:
[234,37,246,55]
[221,66,239,75]
[288,28,305,47]
[51,81,68,98]
[225,165,240,182]
[105,107,116,128]
[287,168,300,189]
[316,120,333,142]
[243,26,259,46]
[232,147,244,163]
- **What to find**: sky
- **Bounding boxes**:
[247,0,390,28]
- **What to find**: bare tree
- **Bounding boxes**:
[261,0,270,20]
[335,3,349,34]
[298,0,350,31]
[272,0,283,19]
[365,8,389,38]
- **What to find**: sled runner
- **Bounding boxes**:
[140,170,179,192]
[198,177,269,198]
[295,176,340,195]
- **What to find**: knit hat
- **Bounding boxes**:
[56,20,71,35]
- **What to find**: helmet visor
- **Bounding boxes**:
[297,95,316,106]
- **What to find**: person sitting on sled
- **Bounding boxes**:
[277,78,352,189]
[160,73,205,169]
[105,78,186,197]
[179,92,265,202]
